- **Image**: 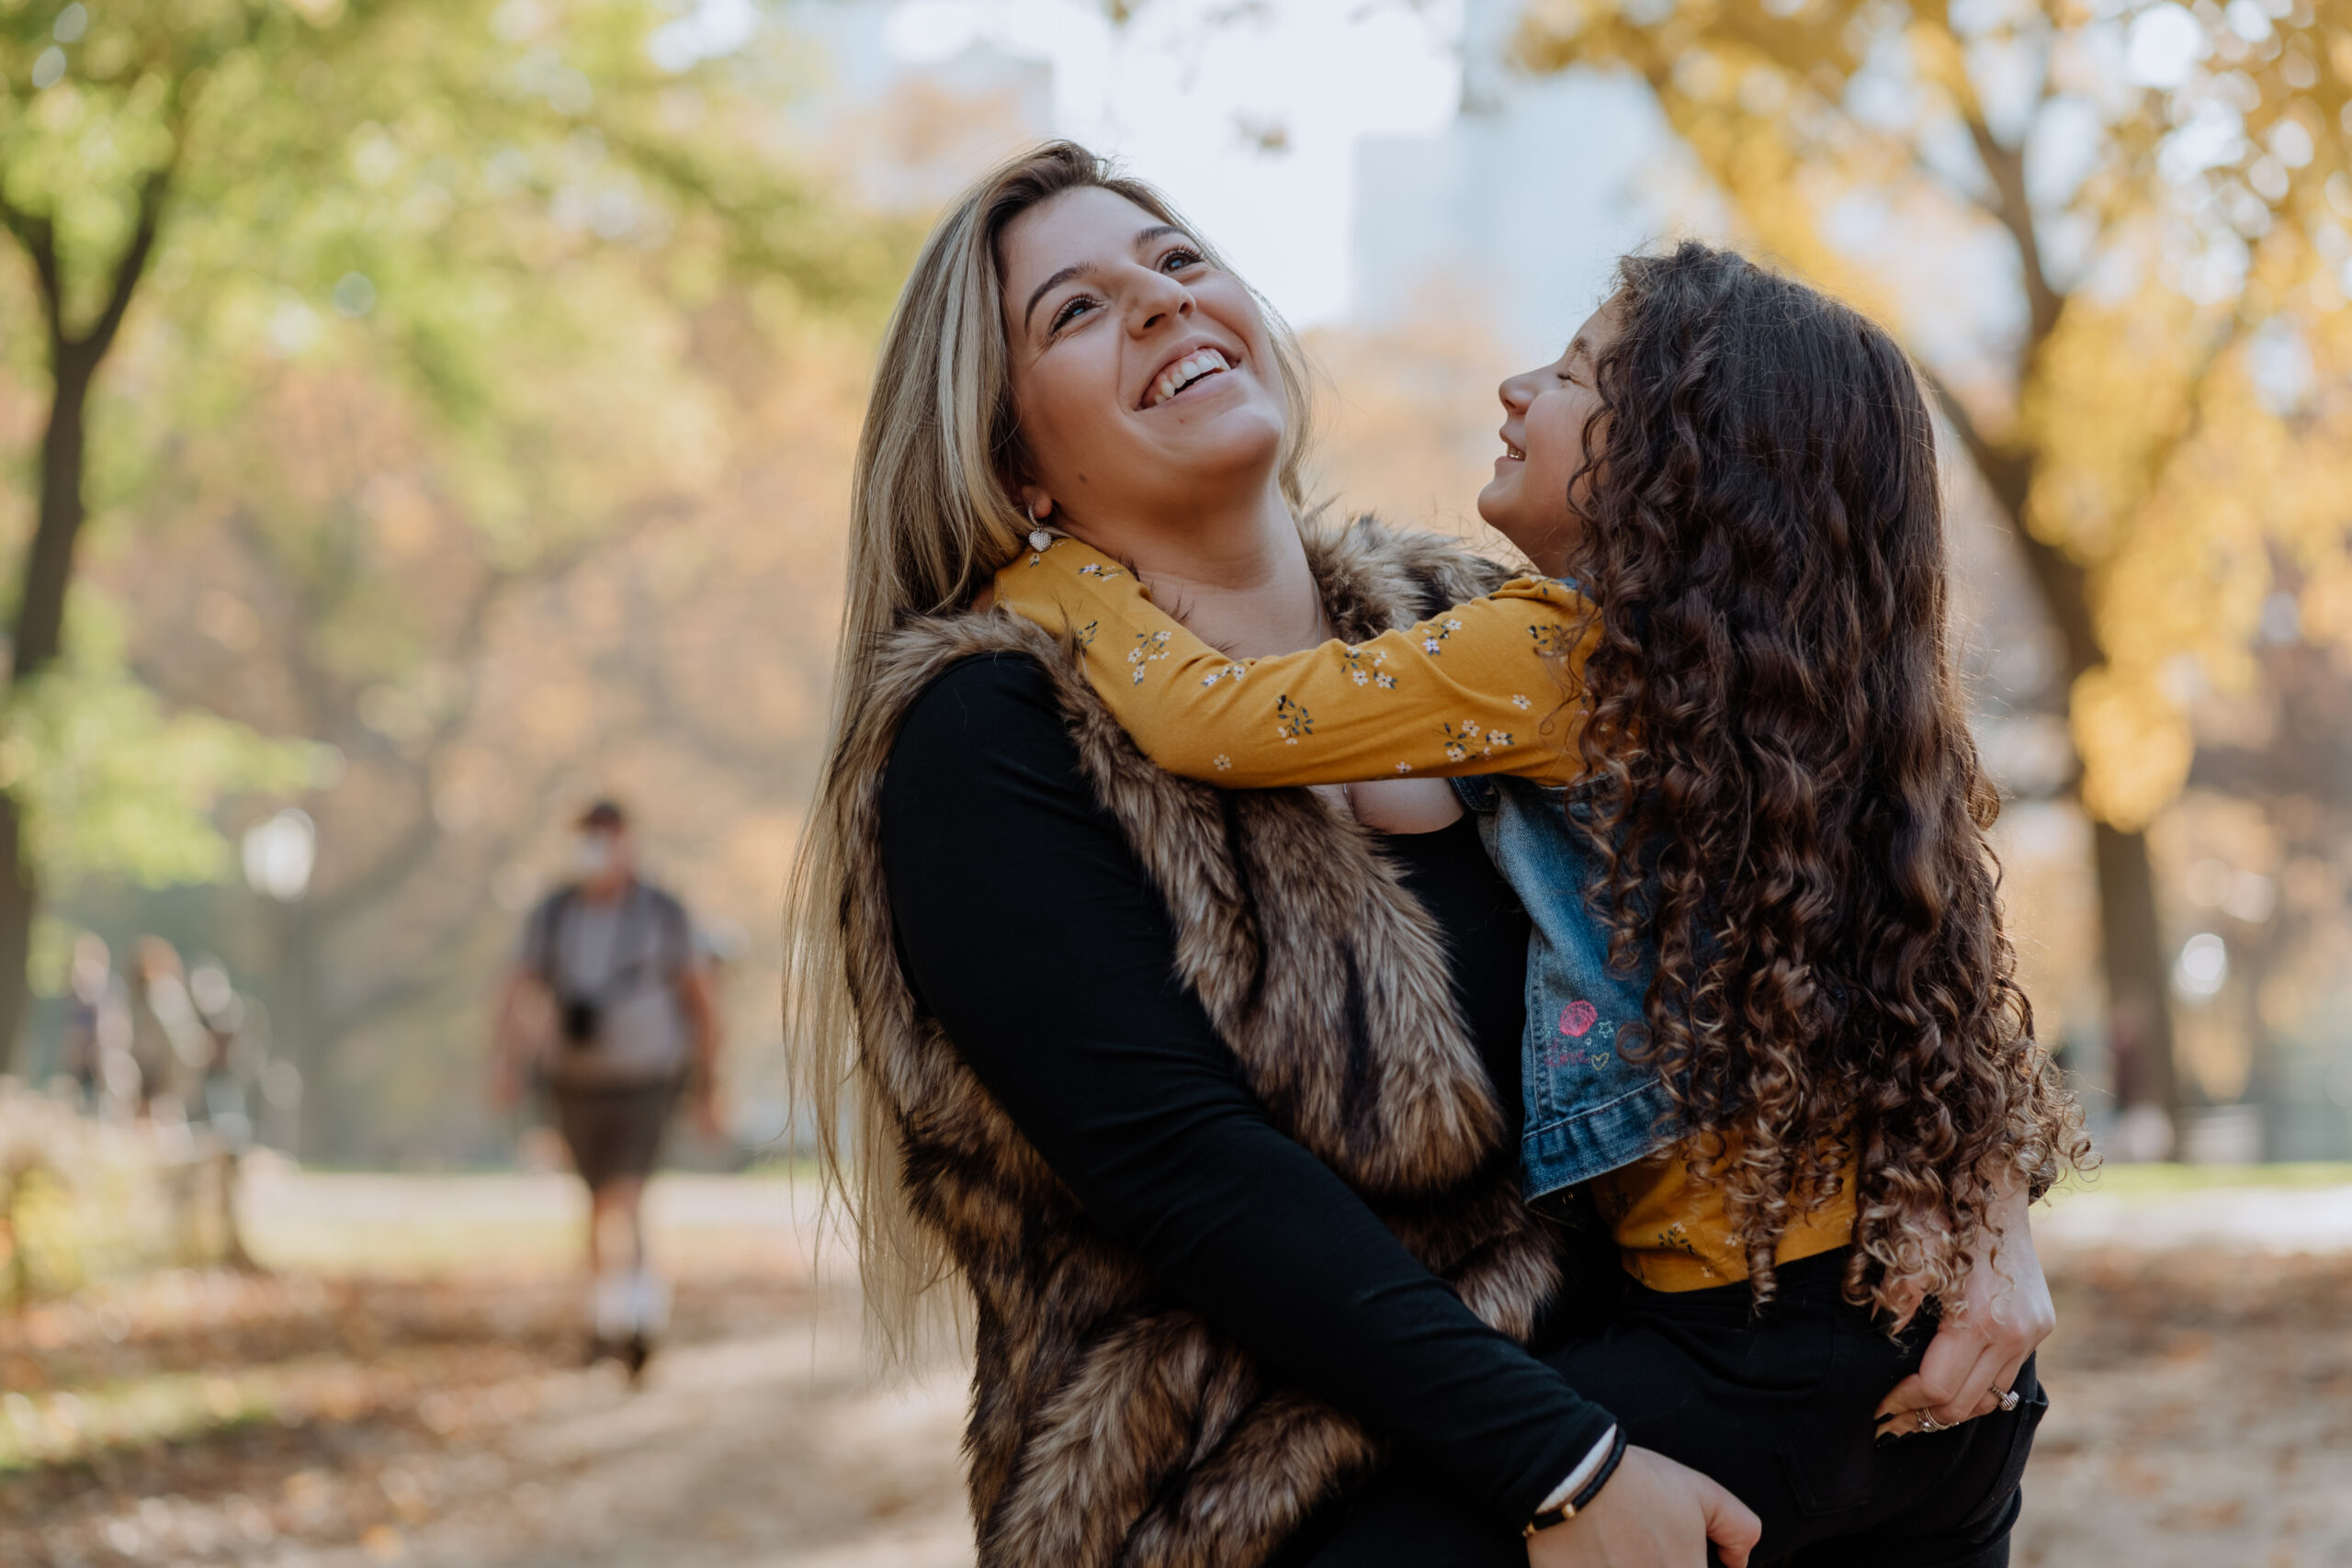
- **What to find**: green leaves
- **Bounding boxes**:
[0,596,325,890]
[0,0,902,896]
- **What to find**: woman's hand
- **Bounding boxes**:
[1873,1179,2052,1438]
[1525,1446,1760,1568]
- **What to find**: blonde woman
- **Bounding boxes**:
[787,142,1761,1567]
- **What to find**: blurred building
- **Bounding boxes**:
[784,0,1054,210]
[1348,0,1669,353]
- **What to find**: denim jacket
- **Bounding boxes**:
[1453,774,1681,1207]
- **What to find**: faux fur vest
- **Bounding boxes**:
[838,521,1559,1568]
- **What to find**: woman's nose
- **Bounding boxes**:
[1127,267,1193,334]
[1498,372,1533,412]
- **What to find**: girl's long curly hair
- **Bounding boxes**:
[1562,243,2090,1312]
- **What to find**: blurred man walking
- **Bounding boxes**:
[492,800,721,1376]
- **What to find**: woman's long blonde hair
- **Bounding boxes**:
[784,141,1319,1361]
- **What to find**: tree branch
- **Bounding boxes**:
[302,574,510,931]
[0,189,64,347]
[1920,366,2023,512]
[1920,362,2101,680]
[311,772,573,1042]
[302,492,695,931]
[80,164,174,365]
[1961,113,2064,352]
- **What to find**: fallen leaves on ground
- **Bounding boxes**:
[9,1242,2352,1566]
[3,1265,816,1568]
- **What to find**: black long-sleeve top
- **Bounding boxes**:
[876,653,1614,1526]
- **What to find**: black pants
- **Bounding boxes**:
[1287,1250,2046,1568]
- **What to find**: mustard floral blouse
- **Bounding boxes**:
[992,535,1857,1289]
[993,535,1598,788]
[1588,1143,1858,1292]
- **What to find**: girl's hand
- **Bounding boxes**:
[1873,1179,2052,1438]
[1525,1446,1759,1568]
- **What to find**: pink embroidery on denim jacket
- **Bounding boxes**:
[1558,999,1599,1038]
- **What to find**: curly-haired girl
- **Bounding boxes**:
[996,240,2091,1564]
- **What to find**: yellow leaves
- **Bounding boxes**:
[1671,47,1734,102]
[1519,0,1600,51]
[2071,665,2193,832]
[2023,287,2203,559]
[2031,294,2324,827]
[1903,17,1972,104]
[2298,558,2352,653]
[1520,0,2352,849]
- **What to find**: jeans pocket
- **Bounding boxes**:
[1769,1322,1914,1517]
[1777,1436,1877,1518]
[1953,1378,2050,1537]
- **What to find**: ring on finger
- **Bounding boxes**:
[1994,1387,2020,1413]
[1915,1412,1950,1435]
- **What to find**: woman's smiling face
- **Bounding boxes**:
[999,186,1288,528]
[1476,299,1620,574]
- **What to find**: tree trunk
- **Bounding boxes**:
[0,353,96,1074]
[15,355,94,676]
[0,796,32,1079]
[280,905,335,1163]
[2091,819,2178,1114]
[2004,508,2182,1124]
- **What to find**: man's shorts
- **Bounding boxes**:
[550,1077,682,1191]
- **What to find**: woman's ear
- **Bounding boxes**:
[1016,483,1055,523]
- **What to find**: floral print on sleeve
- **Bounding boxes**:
[990,536,1598,788]
[1126,628,1175,685]
[1340,645,1398,690]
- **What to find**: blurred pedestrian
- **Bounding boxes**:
[63,933,113,1109]
[492,799,721,1376]
[127,937,207,1122]
[187,958,253,1147]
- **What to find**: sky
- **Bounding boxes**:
[878,0,1477,327]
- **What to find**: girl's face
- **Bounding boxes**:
[1476,299,1620,576]
[999,186,1288,530]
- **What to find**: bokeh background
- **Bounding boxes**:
[4,0,2352,1563]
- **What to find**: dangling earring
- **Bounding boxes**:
[1025,502,1053,555]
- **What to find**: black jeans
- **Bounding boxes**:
[1287,1249,2046,1568]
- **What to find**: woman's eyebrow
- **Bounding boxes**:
[1023,263,1093,333]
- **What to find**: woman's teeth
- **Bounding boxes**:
[1504,443,1525,460]
[1150,348,1230,408]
